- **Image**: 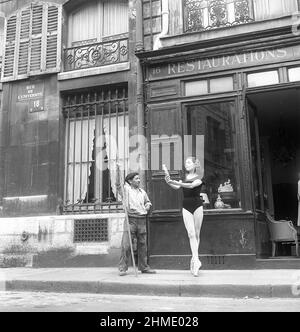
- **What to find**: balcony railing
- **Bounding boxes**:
[63,37,129,72]
[184,0,254,32]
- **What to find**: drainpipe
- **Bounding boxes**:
[135,0,147,187]
[153,0,169,50]
[136,62,147,188]
[135,0,144,52]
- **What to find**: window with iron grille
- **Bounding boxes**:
[183,0,299,33]
[64,0,129,72]
[74,219,109,243]
[63,85,129,214]
[183,0,254,32]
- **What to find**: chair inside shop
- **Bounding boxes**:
[266,211,299,257]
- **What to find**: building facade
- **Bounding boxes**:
[0,0,299,269]
[0,0,145,267]
[137,0,300,269]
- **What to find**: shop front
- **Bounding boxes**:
[141,41,300,269]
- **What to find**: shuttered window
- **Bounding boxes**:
[2,2,62,82]
[3,14,16,79]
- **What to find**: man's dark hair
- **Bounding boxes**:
[125,172,139,185]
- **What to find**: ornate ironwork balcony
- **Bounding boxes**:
[184,0,254,32]
[63,37,129,72]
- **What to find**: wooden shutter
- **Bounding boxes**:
[30,3,43,73]
[45,4,61,71]
[2,2,62,82]
[18,8,31,76]
[2,14,17,80]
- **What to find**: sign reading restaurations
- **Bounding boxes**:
[149,45,300,80]
[17,82,45,113]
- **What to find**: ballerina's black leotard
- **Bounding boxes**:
[182,176,204,214]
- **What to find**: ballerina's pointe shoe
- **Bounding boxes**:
[190,258,194,274]
[193,260,202,277]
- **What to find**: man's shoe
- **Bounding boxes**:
[119,271,127,276]
[141,269,156,274]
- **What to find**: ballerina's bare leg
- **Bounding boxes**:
[194,206,204,253]
[182,208,203,275]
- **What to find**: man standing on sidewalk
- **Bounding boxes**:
[119,173,156,276]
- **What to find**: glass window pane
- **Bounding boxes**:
[210,77,234,93]
[289,67,300,82]
[103,0,129,36]
[247,71,279,88]
[69,1,100,45]
[186,102,241,211]
[185,80,208,96]
[64,86,129,213]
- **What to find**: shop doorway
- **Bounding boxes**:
[247,88,300,257]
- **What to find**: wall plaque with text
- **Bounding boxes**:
[17,82,45,113]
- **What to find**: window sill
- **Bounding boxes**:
[151,209,254,218]
[58,62,130,81]
[204,209,252,215]
[159,15,295,50]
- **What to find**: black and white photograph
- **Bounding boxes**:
[0,0,299,316]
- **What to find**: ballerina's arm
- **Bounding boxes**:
[165,175,182,190]
[169,179,202,189]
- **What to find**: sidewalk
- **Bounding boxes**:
[1,268,300,298]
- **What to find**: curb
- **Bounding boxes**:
[4,280,298,299]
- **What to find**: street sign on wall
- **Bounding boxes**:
[17,82,45,113]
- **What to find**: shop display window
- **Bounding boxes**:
[185,101,241,211]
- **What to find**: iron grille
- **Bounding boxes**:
[63,84,129,214]
[64,37,129,72]
[184,0,254,33]
[74,219,109,243]
[206,255,226,265]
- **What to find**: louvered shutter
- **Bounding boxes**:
[30,3,43,73]
[18,8,31,76]
[2,2,62,82]
[2,14,17,80]
[45,4,61,71]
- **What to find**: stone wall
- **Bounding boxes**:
[0,214,125,267]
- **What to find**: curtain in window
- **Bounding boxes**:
[103,0,129,36]
[67,119,95,204]
[69,0,128,45]
[94,115,105,203]
[253,0,298,21]
[103,114,129,201]
[69,1,101,45]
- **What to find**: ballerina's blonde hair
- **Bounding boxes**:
[186,157,202,173]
